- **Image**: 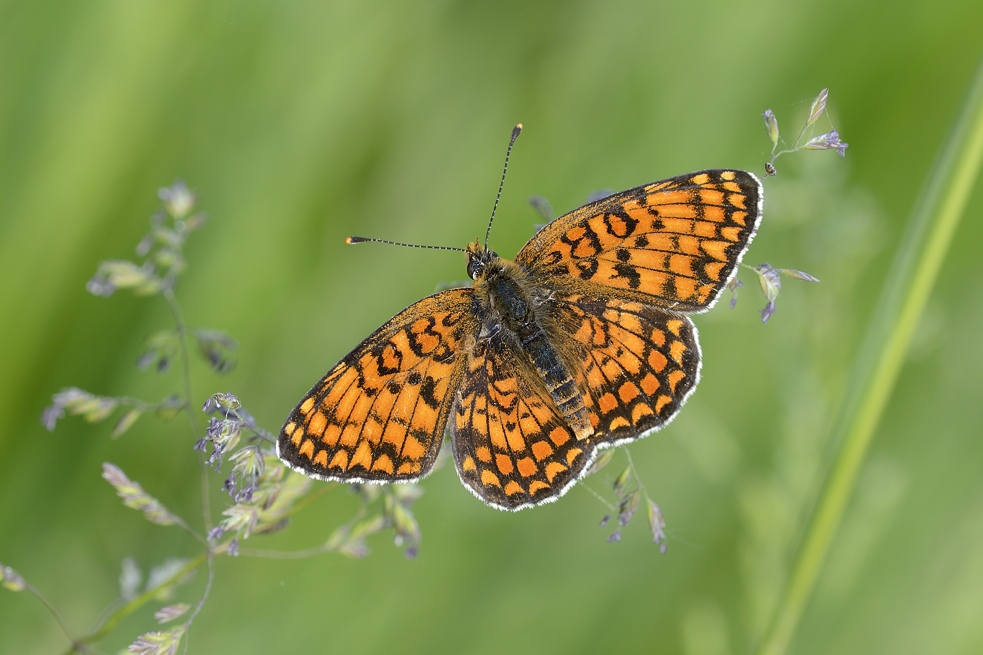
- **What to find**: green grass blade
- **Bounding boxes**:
[758,56,983,655]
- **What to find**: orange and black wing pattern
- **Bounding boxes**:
[450,331,588,510]
[277,162,764,512]
[278,288,480,483]
[515,170,762,312]
[552,292,701,445]
[449,292,703,510]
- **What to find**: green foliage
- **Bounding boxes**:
[102,462,184,527]
[1,563,27,592]
[3,4,982,654]
[19,186,428,654]
[5,97,840,653]
[759,59,983,655]
[763,88,848,174]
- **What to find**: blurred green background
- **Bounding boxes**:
[2,1,982,653]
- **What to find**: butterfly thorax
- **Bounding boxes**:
[466,241,593,440]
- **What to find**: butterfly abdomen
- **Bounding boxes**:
[475,255,592,440]
[519,327,592,439]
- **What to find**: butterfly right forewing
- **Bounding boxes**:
[516,170,763,312]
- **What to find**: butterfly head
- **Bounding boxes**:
[466,240,499,281]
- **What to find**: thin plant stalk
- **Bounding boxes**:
[757,57,983,655]
[61,550,212,655]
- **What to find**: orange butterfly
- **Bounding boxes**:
[277,125,762,510]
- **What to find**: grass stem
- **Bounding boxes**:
[757,56,983,655]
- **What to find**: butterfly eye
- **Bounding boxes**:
[468,250,500,280]
[467,255,483,280]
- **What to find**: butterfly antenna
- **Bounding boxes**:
[484,123,523,250]
[345,235,466,252]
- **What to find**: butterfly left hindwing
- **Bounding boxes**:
[450,328,588,510]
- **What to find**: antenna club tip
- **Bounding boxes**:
[345,236,360,244]
[509,123,522,146]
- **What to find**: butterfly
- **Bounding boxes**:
[277,125,762,511]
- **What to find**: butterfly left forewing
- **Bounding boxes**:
[516,170,763,312]
[278,288,480,483]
